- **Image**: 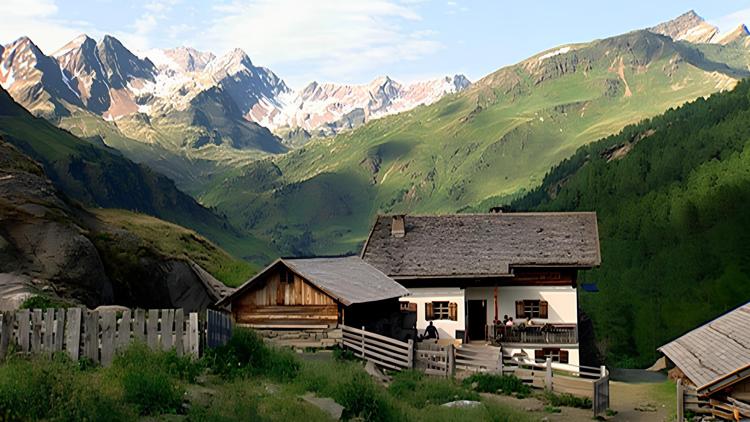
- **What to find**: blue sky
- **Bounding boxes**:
[1,0,749,88]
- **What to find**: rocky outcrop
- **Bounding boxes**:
[0,139,232,311]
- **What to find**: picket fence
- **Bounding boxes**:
[0,308,232,366]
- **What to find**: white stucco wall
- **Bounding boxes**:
[401,287,465,340]
[465,285,578,325]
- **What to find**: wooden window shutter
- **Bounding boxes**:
[534,349,544,361]
[515,300,525,318]
[449,302,458,321]
[539,301,549,318]
[425,302,434,320]
[560,350,569,364]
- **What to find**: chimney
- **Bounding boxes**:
[391,215,405,238]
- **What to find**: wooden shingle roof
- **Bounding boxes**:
[217,256,409,307]
[360,213,601,278]
[658,302,750,393]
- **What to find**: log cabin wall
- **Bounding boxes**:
[231,266,339,327]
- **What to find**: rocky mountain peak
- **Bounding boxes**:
[96,34,155,88]
[53,34,95,57]
[716,24,750,45]
[649,10,718,43]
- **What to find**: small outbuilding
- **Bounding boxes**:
[216,256,411,347]
[659,301,750,420]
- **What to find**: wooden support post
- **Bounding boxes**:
[677,378,684,422]
[17,309,30,352]
[174,309,184,357]
[361,326,366,359]
[147,309,159,350]
[545,357,553,390]
[43,309,54,355]
[84,311,99,363]
[31,309,42,353]
[447,344,455,377]
[407,339,414,369]
[117,310,131,352]
[0,312,13,360]
[53,309,65,352]
[134,309,146,343]
[100,312,116,366]
[162,309,174,350]
[188,312,199,358]
[65,308,81,360]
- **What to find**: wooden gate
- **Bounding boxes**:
[206,309,232,349]
[415,342,453,376]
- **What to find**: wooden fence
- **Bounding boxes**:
[341,325,413,371]
[455,344,503,373]
[0,308,230,366]
[676,379,749,421]
[206,309,232,349]
[415,342,454,376]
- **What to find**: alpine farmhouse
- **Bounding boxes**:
[360,212,601,368]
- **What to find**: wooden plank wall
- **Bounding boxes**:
[233,267,339,326]
[0,308,202,365]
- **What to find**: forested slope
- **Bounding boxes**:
[513,80,750,366]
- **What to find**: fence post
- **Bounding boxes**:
[407,339,414,368]
[545,357,553,390]
[360,326,366,358]
[600,365,606,377]
[447,344,455,377]
[0,312,12,360]
[498,348,504,374]
[676,378,684,422]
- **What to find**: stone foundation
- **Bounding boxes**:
[255,327,343,350]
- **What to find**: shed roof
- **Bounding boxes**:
[360,213,601,278]
[217,256,409,307]
[658,302,750,393]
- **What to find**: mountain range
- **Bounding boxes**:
[196,12,750,256]
[0,35,470,189]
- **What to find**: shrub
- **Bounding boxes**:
[112,343,186,415]
[335,371,398,421]
[390,370,478,408]
[539,390,592,409]
[0,354,132,421]
[332,345,357,362]
[205,328,300,381]
[463,373,531,397]
[20,294,70,309]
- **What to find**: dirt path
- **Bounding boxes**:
[483,380,675,422]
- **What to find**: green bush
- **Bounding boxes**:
[20,294,70,310]
[205,328,300,381]
[113,343,186,415]
[462,373,531,397]
[335,371,398,421]
[539,390,592,409]
[0,354,132,421]
[390,370,478,408]
[332,345,357,362]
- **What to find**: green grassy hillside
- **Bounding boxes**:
[512,80,750,367]
[0,87,277,266]
[200,30,749,256]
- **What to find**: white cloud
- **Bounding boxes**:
[710,7,750,34]
[114,1,181,53]
[0,0,94,54]
[199,0,442,86]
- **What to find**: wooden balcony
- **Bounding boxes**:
[491,324,578,345]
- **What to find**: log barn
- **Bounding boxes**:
[216,256,410,347]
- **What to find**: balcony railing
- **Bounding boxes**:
[490,323,578,345]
